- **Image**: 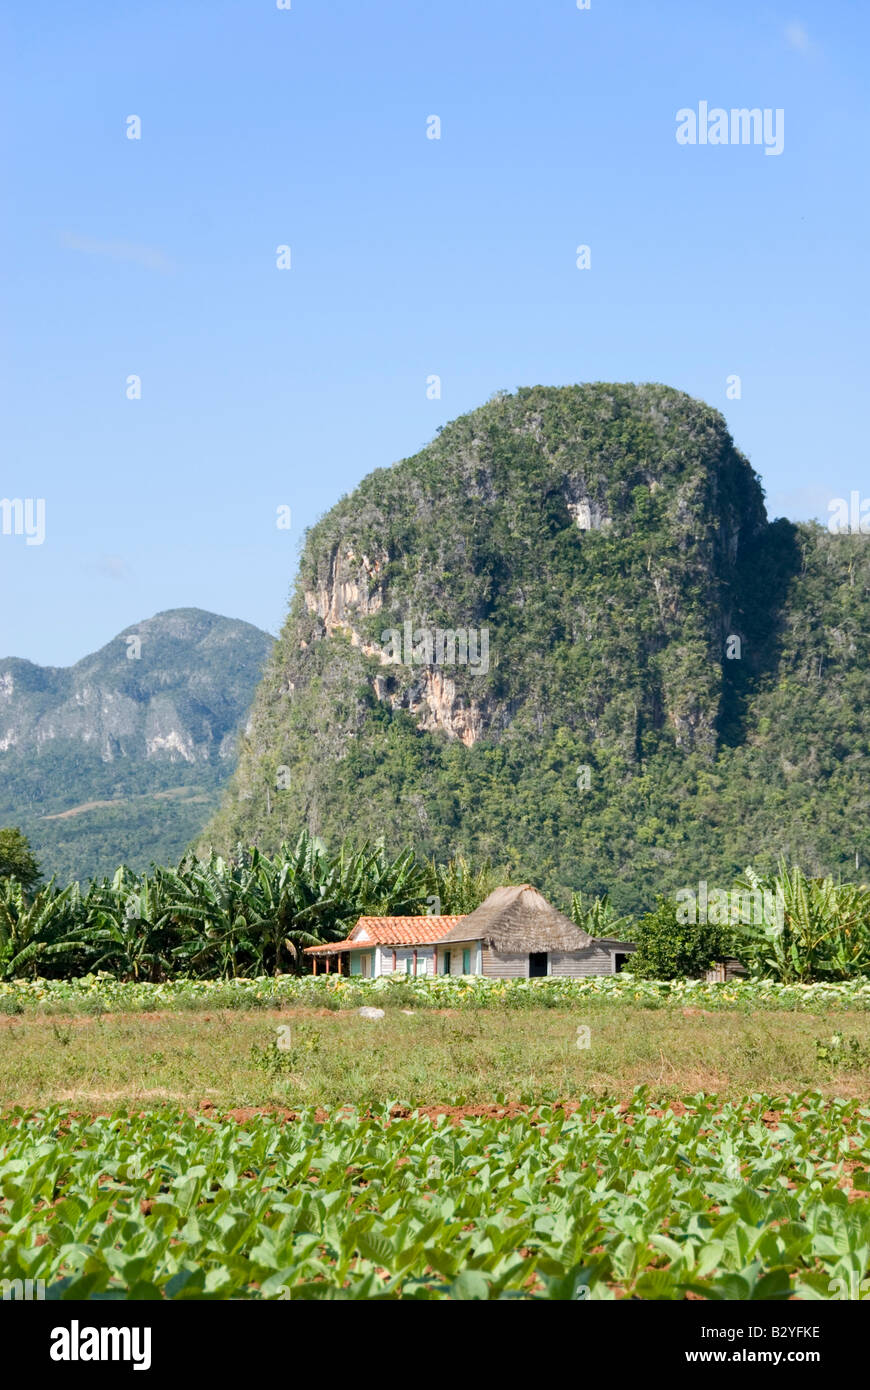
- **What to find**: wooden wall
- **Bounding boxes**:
[481,947,528,978]
[481,944,629,977]
[549,946,615,976]
[368,941,632,979]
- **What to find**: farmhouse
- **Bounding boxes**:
[431,884,635,978]
[304,916,462,977]
[303,885,635,979]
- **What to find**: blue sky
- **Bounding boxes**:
[2,0,868,666]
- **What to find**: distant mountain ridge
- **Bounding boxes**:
[0,609,274,881]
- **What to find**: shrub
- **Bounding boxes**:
[630,898,736,980]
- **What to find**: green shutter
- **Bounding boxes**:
[350,953,361,976]
[462,948,470,974]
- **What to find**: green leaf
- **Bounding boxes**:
[449,1270,490,1300]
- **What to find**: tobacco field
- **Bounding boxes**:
[3,972,870,1016]
[2,1091,869,1300]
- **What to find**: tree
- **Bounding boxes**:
[0,827,41,891]
[630,897,734,980]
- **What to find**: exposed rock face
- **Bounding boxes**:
[566,498,612,531]
[303,548,490,746]
[396,667,486,748]
[303,547,387,634]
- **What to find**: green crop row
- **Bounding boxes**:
[2,970,870,1016]
[1,1090,868,1300]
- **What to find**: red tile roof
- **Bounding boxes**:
[304,915,464,953]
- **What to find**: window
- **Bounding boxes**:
[462,948,470,974]
[405,955,411,974]
[442,950,452,975]
[529,952,548,977]
[614,953,630,973]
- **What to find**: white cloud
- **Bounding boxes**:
[784,21,811,54]
[60,233,173,274]
[88,555,134,583]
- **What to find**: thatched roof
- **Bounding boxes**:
[433,885,594,952]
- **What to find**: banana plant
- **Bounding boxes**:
[0,879,86,980]
[79,868,180,982]
[735,861,870,982]
[570,890,634,940]
[423,855,500,916]
[164,854,267,978]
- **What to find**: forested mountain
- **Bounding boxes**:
[197,383,866,912]
[0,609,273,881]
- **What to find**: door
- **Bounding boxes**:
[529,952,548,977]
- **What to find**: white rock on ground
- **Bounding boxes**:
[357,1006,385,1020]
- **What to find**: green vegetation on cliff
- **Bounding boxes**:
[203,384,869,912]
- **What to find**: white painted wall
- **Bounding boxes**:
[374,946,435,977]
